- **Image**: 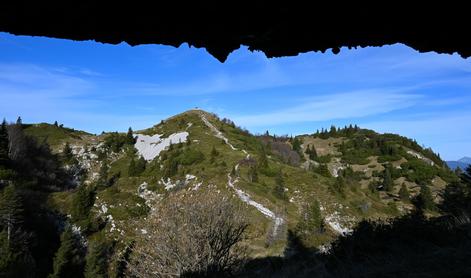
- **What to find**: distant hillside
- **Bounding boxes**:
[446,157,471,170]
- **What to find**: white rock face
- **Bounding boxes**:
[134,132,189,161]
[407,150,435,166]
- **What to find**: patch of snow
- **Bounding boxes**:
[134,132,189,161]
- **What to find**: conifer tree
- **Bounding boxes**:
[416,184,435,211]
[96,162,109,189]
[71,186,93,222]
[128,159,136,177]
[383,168,394,191]
[49,226,83,278]
[126,127,135,145]
[306,200,324,233]
[135,156,146,175]
[62,142,74,164]
[331,176,345,196]
[54,121,58,127]
[15,117,22,126]
[0,185,23,243]
[292,137,302,154]
[316,164,331,177]
[84,239,110,278]
[399,183,410,201]
[0,119,9,167]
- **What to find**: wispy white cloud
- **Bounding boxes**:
[231,89,423,127]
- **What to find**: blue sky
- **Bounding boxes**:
[0,32,470,160]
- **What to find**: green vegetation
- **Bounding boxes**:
[2,110,464,277]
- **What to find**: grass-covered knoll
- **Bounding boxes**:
[23,123,91,149]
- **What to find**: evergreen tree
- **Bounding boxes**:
[383,168,394,191]
[330,176,345,196]
[0,185,23,243]
[71,186,93,222]
[461,165,471,187]
[398,183,410,201]
[49,226,83,278]
[96,162,109,189]
[316,164,331,177]
[273,170,286,200]
[306,145,318,160]
[62,142,74,164]
[416,184,436,211]
[0,119,9,167]
[15,117,22,126]
[306,200,324,233]
[292,137,302,154]
[126,127,135,145]
[54,121,58,127]
[84,239,110,278]
[128,159,136,177]
[135,157,146,175]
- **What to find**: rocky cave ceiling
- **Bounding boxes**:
[0,3,469,62]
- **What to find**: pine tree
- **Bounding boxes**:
[135,156,146,175]
[96,162,109,189]
[49,226,83,278]
[62,142,74,164]
[383,168,394,191]
[54,121,59,127]
[0,119,9,166]
[306,145,318,160]
[292,137,302,153]
[128,159,136,177]
[84,239,110,278]
[316,164,331,177]
[416,184,435,211]
[15,117,22,126]
[461,165,471,187]
[126,127,135,145]
[306,200,324,233]
[0,185,23,243]
[399,183,410,201]
[71,186,93,222]
[331,176,345,196]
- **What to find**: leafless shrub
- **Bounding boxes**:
[127,190,249,277]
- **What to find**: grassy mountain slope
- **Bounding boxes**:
[24,110,458,272]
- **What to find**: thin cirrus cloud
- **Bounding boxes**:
[231,89,423,127]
